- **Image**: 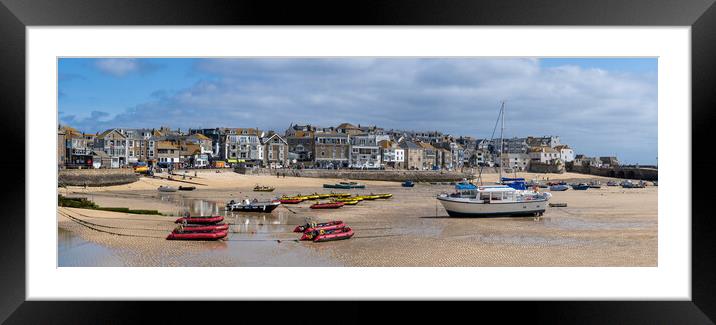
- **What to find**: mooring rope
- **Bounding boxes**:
[58,210,165,239]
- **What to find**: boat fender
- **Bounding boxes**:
[319,229,325,235]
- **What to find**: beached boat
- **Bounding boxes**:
[301,226,354,242]
[588,181,602,188]
[436,102,551,217]
[309,201,345,209]
[571,183,589,190]
[652,181,658,186]
[166,230,227,240]
[437,183,552,217]
[279,198,303,204]
[174,223,229,233]
[174,216,225,224]
[402,180,415,187]
[253,185,275,192]
[294,220,346,233]
[328,193,352,198]
[374,193,393,199]
[303,221,348,233]
[621,180,645,188]
[226,199,281,212]
[158,185,177,192]
[178,186,196,191]
[549,184,569,191]
[607,181,619,186]
[335,199,358,205]
[323,183,351,189]
[356,195,380,200]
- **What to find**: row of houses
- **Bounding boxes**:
[58,122,612,171]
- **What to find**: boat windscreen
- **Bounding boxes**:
[455,183,477,190]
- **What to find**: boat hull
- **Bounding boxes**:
[437,196,547,217]
[226,203,280,212]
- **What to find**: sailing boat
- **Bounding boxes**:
[436,101,552,217]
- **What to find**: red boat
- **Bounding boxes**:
[300,227,354,242]
[293,220,343,232]
[279,199,303,204]
[174,216,224,224]
[174,223,229,233]
[166,230,228,240]
[309,202,345,209]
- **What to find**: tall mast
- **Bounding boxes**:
[499,101,505,182]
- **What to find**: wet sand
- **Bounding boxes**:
[58,171,657,267]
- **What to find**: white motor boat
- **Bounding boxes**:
[437,183,551,217]
[436,101,551,217]
[158,185,177,192]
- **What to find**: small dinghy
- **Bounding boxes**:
[279,198,303,204]
[226,199,281,212]
[294,220,345,233]
[174,223,229,233]
[310,201,345,209]
[571,183,589,190]
[333,199,358,205]
[178,186,196,191]
[402,180,415,187]
[253,185,275,192]
[166,230,227,240]
[549,184,569,191]
[158,185,177,192]
[174,215,224,224]
[301,227,354,242]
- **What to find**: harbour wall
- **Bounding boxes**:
[237,168,476,182]
[58,168,139,187]
[567,165,658,181]
[528,162,565,174]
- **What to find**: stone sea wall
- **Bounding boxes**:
[58,168,139,187]
[238,168,476,182]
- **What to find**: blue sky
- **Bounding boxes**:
[58,57,658,164]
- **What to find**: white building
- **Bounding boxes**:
[501,153,531,171]
[554,145,575,162]
[350,134,382,169]
[379,140,404,168]
[528,146,561,163]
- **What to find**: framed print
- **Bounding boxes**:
[1,0,715,323]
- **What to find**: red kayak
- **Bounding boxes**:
[174,216,224,224]
[279,199,303,204]
[300,227,354,242]
[310,202,344,209]
[293,220,344,233]
[174,223,229,233]
[166,230,228,240]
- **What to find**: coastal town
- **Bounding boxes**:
[57,122,622,173]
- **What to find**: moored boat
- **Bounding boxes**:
[178,186,196,191]
[374,193,393,199]
[158,185,177,192]
[300,226,354,242]
[294,220,346,233]
[402,180,415,187]
[226,199,281,212]
[253,185,275,192]
[174,215,225,224]
[334,199,358,205]
[166,230,227,240]
[279,198,303,204]
[309,201,345,209]
[588,181,602,188]
[174,223,229,233]
[549,184,569,191]
[607,181,619,186]
[437,183,551,217]
[571,183,589,190]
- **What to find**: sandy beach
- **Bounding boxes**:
[58,170,657,267]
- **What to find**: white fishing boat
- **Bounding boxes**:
[436,101,551,217]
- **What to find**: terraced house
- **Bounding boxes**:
[224,128,263,167]
[314,132,350,168]
[94,129,128,168]
[261,133,289,168]
[349,134,383,169]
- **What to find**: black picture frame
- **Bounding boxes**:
[1,0,714,323]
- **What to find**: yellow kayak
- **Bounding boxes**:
[315,193,332,199]
[334,197,361,203]
[330,193,352,198]
[375,193,393,199]
[334,199,358,205]
[356,195,380,200]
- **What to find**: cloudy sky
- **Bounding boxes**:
[58,58,657,164]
